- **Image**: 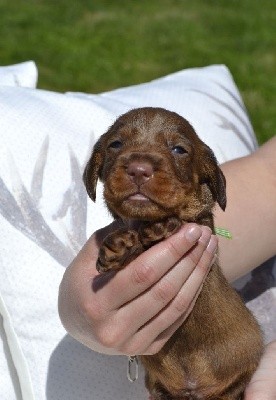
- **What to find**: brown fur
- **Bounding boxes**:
[83,107,263,400]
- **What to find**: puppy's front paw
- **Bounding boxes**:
[97,229,143,273]
[140,217,182,247]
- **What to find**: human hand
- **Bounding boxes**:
[58,222,217,356]
[244,341,276,400]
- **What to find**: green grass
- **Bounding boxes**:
[0,0,275,143]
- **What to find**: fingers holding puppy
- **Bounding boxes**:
[58,222,217,355]
[97,223,211,309]
[113,227,217,355]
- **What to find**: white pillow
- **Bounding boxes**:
[0,63,270,400]
[67,64,258,164]
[0,61,38,88]
[0,60,38,400]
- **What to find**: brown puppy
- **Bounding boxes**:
[83,107,263,400]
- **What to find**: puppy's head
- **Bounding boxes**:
[83,107,226,221]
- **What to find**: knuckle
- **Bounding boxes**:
[186,244,205,267]
[173,294,190,314]
[122,341,143,357]
[186,246,213,273]
[186,251,199,268]
[195,259,210,276]
[122,333,156,356]
[96,324,122,349]
[80,299,104,323]
[196,252,215,275]
[131,263,156,286]
[145,342,163,355]
[153,278,175,304]
[166,239,184,261]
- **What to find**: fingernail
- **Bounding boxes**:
[198,226,212,245]
[207,235,218,254]
[185,225,202,242]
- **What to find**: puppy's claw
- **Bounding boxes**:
[96,258,111,274]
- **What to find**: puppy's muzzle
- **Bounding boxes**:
[127,160,153,186]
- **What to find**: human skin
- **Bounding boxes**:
[216,136,276,399]
[244,340,276,400]
[58,136,276,398]
[215,136,276,282]
[59,223,217,355]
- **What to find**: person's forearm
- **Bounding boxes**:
[215,136,276,282]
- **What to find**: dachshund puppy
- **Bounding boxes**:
[83,107,263,400]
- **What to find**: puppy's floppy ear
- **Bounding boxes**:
[83,140,103,202]
[200,144,227,211]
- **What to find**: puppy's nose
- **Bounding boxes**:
[127,161,153,185]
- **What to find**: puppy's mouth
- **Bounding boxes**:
[127,193,150,202]
[120,190,165,220]
[106,187,178,220]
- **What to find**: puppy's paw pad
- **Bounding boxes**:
[97,230,143,273]
[165,217,182,235]
[140,217,182,247]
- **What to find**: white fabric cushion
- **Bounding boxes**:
[0,61,38,88]
[67,64,258,163]
[0,63,261,400]
[0,60,38,400]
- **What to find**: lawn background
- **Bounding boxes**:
[0,0,275,144]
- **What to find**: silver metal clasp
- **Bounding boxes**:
[127,355,139,382]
